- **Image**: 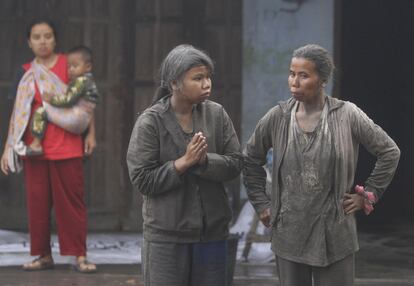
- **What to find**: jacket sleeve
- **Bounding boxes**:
[190,107,243,182]
[126,113,184,196]
[350,103,401,200]
[243,108,276,214]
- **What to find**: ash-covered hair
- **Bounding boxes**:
[292,44,334,84]
[152,44,214,104]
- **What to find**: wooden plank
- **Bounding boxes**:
[204,26,226,84]
[229,25,242,85]
[161,0,183,18]
[90,23,109,80]
[159,23,184,60]
[133,86,154,115]
[136,0,155,19]
[90,0,110,18]
[0,0,17,17]
[0,88,13,144]
[60,22,85,51]
[62,0,85,18]
[0,24,14,80]
[134,24,155,81]
[205,0,225,21]
[230,0,242,24]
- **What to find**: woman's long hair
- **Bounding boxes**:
[26,17,58,41]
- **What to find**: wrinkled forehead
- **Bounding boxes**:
[290,57,317,72]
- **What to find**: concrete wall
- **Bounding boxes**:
[242,0,335,143]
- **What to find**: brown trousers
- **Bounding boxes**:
[276,254,354,286]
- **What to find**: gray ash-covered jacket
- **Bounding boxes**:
[243,96,400,263]
[127,96,242,243]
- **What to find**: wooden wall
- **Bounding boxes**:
[0,0,242,231]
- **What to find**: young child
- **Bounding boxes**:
[15,45,99,156]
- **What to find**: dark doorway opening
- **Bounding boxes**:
[337,0,414,225]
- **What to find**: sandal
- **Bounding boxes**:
[74,257,97,273]
[22,256,54,271]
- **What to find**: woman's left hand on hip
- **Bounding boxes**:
[342,193,364,215]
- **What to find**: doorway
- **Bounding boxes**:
[336,0,414,224]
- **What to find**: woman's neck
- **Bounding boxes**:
[36,53,58,69]
[171,94,193,115]
[298,92,326,114]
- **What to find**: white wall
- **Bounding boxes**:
[242,0,335,143]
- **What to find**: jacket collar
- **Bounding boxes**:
[279,95,344,117]
[150,96,202,155]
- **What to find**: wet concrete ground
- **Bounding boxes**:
[1,222,414,285]
[0,265,143,286]
[0,263,413,286]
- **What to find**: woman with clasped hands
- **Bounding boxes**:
[127,44,242,286]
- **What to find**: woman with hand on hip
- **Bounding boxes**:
[243,44,400,286]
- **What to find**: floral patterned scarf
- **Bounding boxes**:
[6,59,67,172]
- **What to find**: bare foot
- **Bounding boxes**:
[14,142,43,156]
[29,139,43,154]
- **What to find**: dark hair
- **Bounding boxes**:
[26,18,58,42]
[292,44,334,84]
[68,45,93,64]
[152,44,214,104]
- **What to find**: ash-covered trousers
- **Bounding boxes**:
[276,254,354,286]
[142,239,228,286]
[23,158,87,256]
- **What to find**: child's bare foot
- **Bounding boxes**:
[28,140,43,155]
[26,146,43,156]
[14,142,43,156]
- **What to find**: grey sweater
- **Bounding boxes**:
[127,96,242,243]
[243,96,400,266]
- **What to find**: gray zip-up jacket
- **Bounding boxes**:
[127,96,242,243]
[243,96,400,263]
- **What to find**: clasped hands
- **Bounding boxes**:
[174,132,207,175]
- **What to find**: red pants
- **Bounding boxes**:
[23,158,87,256]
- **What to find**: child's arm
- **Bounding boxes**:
[48,76,87,107]
[84,114,97,156]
